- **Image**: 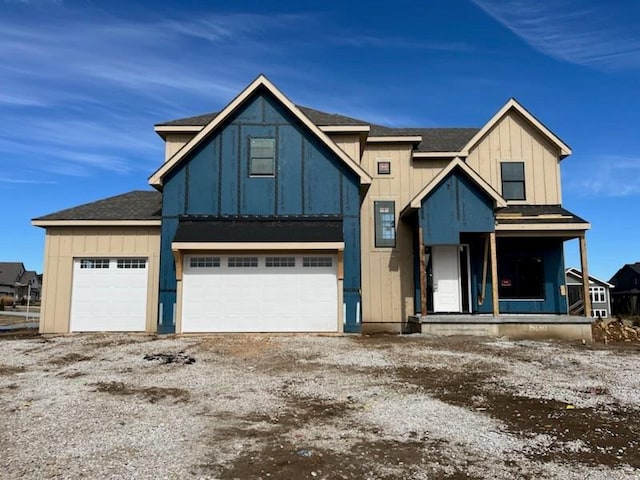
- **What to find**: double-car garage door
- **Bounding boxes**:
[182,254,338,332]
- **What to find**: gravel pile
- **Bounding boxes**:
[1,333,638,479]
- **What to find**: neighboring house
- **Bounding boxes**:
[0,262,41,301]
[609,262,640,317]
[565,268,612,319]
[32,75,593,338]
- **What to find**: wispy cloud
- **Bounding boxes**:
[565,154,640,197]
[470,0,640,70]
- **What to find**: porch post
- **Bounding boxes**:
[419,227,427,316]
[489,232,499,316]
[579,233,592,318]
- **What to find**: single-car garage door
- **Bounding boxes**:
[182,254,338,332]
[70,258,148,332]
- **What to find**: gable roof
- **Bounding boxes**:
[0,262,25,286]
[460,98,571,159]
[32,191,161,226]
[149,75,373,189]
[565,267,613,288]
[404,157,507,213]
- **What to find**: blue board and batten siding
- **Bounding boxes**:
[158,89,362,333]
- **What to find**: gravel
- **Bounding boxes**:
[1,333,639,479]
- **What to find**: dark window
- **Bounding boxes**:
[377,161,391,175]
[250,138,276,176]
[374,201,395,248]
[189,257,220,268]
[498,255,544,299]
[117,258,146,269]
[80,259,109,269]
[303,257,333,267]
[501,162,525,200]
[228,257,258,268]
[265,257,295,268]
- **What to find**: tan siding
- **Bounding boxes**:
[360,144,450,324]
[165,133,197,161]
[466,110,562,205]
[329,134,361,163]
[39,226,161,334]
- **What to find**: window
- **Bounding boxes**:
[265,257,295,268]
[501,162,525,200]
[592,309,608,318]
[374,201,395,247]
[117,258,146,269]
[228,257,258,268]
[80,259,109,269]
[189,257,220,268]
[590,286,606,303]
[498,255,544,299]
[377,160,391,175]
[250,138,276,176]
[303,257,333,267]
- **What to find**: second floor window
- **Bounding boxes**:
[250,138,276,176]
[590,286,606,303]
[374,201,396,247]
[501,162,525,200]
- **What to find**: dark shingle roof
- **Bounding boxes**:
[496,205,588,224]
[0,262,25,286]
[33,191,161,221]
[156,106,479,153]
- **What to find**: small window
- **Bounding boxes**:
[303,257,333,268]
[501,162,525,200]
[228,257,258,268]
[117,258,146,269]
[589,286,606,303]
[250,138,276,176]
[374,201,395,248]
[377,160,391,175]
[592,309,607,318]
[265,257,295,268]
[80,259,109,269]
[189,257,220,268]
[498,255,544,299]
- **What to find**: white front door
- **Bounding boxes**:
[432,246,462,313]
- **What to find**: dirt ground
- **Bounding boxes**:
[1,332,639,479]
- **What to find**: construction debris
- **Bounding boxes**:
[143,351,196,365]
[592,319,640,343]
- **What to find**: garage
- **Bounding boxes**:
[181,254,338,332]
[70,257,149,332]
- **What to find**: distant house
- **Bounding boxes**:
[609,263,640,317]
[0,262,41,301]
[565,268,613,319]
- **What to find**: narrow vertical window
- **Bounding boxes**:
[501,162,525,200]
[250,138,276,176]
[374,201,396,247]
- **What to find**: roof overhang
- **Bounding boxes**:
[565,267,614,288]
[148,75,372,189]
[31,220,161,228]
[412,151,462,159]
[319,125,370,134]
[154,125,202,139]
[172,241,344,251]
[460,98,571,159]
[367,136,422,143]
[403,157,507,215]
[495,222,591,231]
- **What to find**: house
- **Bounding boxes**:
[32,75,593,339]
[565,268,613,319]
[609,262,640,317]
[0,262,41,301]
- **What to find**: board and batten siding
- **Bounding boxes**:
[359,143,450,327]
[465,110,563,205]
[39,227,160,334]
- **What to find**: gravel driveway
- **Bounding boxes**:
[1,333,639,479]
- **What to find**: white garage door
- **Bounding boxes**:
[182,254,338,332]
[70,258,148,332]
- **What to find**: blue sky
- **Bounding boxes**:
[2,0,639,281]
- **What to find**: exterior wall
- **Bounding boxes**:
[360,142,449,327]
[164,133,197,162]
[419,170,494,245]
[328,134,362,164]
[566,273,612,317]
[39,226,161,334]
[466,110,562,205]
[159,90,362,333]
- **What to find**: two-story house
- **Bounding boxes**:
[32,75,593,339]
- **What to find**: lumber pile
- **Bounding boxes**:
[592,318,640,343]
